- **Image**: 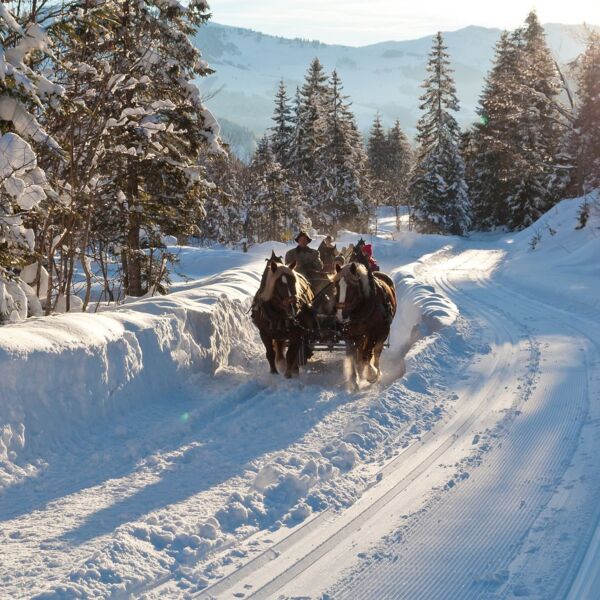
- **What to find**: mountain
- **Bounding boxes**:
[194,22,597,157]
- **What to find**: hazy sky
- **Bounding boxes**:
[210,0,600,45]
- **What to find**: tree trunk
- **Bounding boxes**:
[126,211,143,297]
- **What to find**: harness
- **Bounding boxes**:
[341,276,394,330]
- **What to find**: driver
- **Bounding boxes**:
[285,230,323,282]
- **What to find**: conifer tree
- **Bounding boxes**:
[507,11,564,229]
[200,150,245,245]
[410,32,471,235]
[469,12,568,230]
[573,32,600,194]
[270,79,294,169]
[387,120,414,229]
[90,0,220,296]
[290,57,328,181]
[245,137,304,243]
[367,113,388,204]
[469,31,522,229]
[319,70,365,232]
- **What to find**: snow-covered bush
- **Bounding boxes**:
[0,6,63,323]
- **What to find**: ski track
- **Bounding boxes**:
[324,248,599,600]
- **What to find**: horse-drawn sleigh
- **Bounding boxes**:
[251,251,397,385]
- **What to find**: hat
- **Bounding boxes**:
[325,235,333,242]
[295,231,313,243]
[362,244,373,257]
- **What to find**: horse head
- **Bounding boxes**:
[260,259,312,317]
[333,262,371,320]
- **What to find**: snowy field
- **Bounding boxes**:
[1,197,599,599]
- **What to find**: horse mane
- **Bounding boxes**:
[260,264,314,304]
[334,262,371,297]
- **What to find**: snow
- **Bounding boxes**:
[1,196,599,598]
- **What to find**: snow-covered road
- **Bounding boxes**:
[1,198,598,599]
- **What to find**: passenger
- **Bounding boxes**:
[351,238,379,272]
[318,235,338,273]
[362,243,380,272]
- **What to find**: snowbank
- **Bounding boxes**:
[388,253,459,356]
[0,264,262,488]
[498,193,600,315]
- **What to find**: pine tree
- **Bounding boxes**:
[469,31,523,229]
[367,113,388,205]
[410,32,471,235]
[507,11,564,229]
[319,70,365,232]
[387,120,414,230]
[270,79,294,169]
[290,57,328,181]
[245,136,305,243]
[573,32,600,194]
[89,0,220,297]
[201,150,245,245]
[468,14,568,230]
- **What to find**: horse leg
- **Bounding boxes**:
[344,339,359,389]
[370,339,385,382]
[285,336,300,379]
[363,337,379,383]
[274,339,286,373]
[260,331,278,374]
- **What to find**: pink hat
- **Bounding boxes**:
[362,244,373,257]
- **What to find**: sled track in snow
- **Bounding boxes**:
[191,252,535,599]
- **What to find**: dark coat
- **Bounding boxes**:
[318,241,338,272]
[285,246,323,278]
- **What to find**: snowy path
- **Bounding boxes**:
[196,246,600,600]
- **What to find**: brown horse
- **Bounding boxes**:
[251,256,315,378]
[333,262,397,384]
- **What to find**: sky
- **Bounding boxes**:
[210,0,600,46]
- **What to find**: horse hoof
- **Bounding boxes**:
[284,372,293,379]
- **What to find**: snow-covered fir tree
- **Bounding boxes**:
[87,0,221,297]
[245,136,305,243]
[318,70,367,232]
[0,3,64,322]
[507,11,565,229]
[469,12,567,230]
[386,120,414,230]
[410,32,470,235]
[200,149,245,245]
[468,31,523,229]
[367,113,388,203]
[291,57,328,179]
[269,78,294,170]
[367,116,413,230]
[573,31,600,194]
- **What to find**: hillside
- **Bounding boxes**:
[196,22,595,156]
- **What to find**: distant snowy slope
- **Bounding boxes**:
[195,22,597,148]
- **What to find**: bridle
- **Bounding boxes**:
[335,271,366,318]
[271,271,298,318]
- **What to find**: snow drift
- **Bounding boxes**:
[0,265,262,488]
